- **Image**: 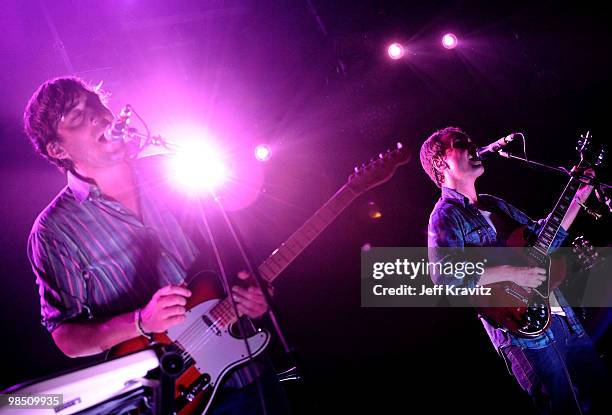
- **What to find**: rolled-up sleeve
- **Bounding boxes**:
[27,229,88,333]
[427,208,481,289]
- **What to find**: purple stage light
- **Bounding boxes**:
[166,139,227,194]
[442,33,458,49]
[254,144,271,162]
[387,42,404,60]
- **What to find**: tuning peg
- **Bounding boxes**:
[354,166,359,173]
[595,146,606,166]
[396,142,403,149]
[379,153,384,159]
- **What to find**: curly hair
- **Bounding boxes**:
[23,77,107,172]
[419,126,469,188]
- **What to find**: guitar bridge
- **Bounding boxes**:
[176,373,211,408]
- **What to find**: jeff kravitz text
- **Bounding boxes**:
[372,284,492,296]
[370,258,492,297]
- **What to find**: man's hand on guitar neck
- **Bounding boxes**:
[231,271,272,319]
[561,168,596,231]
[575,168,596,203]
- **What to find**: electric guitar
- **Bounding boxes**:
[475,133,604,338]
[110,143,411,414]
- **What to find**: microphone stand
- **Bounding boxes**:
[497,150,570,175]
[497,150,612,215]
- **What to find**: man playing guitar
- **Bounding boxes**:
[420,126,610,414]
[23,77,289,415]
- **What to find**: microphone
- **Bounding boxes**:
[104,105,132,142]
[475,133,518,159]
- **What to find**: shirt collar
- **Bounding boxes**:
[440,186,473,207]
[67,170,101,202]
[67,163,145,203]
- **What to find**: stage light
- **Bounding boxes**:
[442,33,458,49]
[254,144,271,162]
[387,42,405,60]
[167,139,227,194]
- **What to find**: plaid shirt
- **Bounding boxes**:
[427,186,585,350]
[28,157,260,387]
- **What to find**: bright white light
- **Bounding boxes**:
[167,139,227,194]
[254,144,271,162]
[387,42,405,60]
[442,33,458,49]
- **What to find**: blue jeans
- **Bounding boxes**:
[500,315,611,414]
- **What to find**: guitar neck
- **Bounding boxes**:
[210,184,360,328]
[533,177,581,254]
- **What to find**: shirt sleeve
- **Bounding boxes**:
[427,207,481,289]
[27,229,89,333]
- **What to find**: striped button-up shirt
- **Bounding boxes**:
[28,158,259,387]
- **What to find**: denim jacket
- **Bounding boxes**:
[427,187,585,350]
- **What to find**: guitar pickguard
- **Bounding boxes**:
[166,299,270,388]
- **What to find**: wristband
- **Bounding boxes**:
[135,309,153,341]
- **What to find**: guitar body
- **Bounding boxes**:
[110,277,270,415]
[475,225,567,338]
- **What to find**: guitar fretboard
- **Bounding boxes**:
[210,184,359,328]
[533,177,581,255]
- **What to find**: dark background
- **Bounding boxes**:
[0,1,610,413]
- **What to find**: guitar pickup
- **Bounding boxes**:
[202,315,222,336]
[504,286,529,304]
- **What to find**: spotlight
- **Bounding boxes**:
[254,144,271,162]
[167,139,227,194]
[387,42,405,60]
[442,33,458,49]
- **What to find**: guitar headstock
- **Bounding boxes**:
[577,131,606,168]
[347,142,411,194]
[571,235,601,272]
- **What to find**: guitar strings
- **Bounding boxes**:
[178,306,250,362]
[177,315,223,361]
[176,311,225,351]
[174,307,239,362]
[172,300,232,348]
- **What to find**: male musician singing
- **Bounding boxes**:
[420,126,610,414]
[23,77,289,414]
